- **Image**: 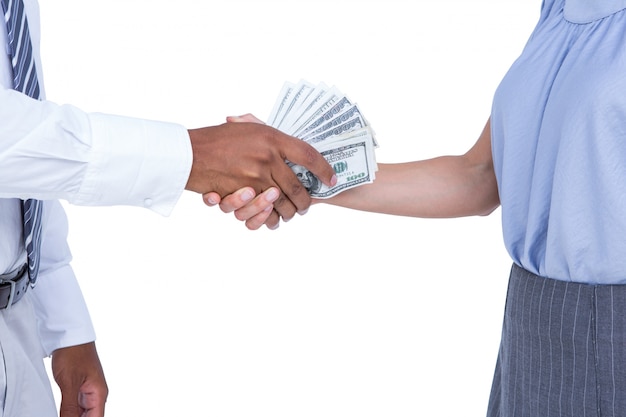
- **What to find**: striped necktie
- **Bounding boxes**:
[2,0,43,284]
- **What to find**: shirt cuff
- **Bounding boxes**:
[75,113,192,216]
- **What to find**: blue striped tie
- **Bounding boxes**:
[2,0,43,284]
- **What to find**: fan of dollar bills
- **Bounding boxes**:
[267,80,378,198]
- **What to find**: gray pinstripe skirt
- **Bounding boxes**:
[487,263,626,417]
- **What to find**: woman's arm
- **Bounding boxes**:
[324,118,499,218]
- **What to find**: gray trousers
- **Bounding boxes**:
[487,263,626,417]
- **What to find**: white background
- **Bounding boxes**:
[38,1,539,416]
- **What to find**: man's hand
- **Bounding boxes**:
[52,342,108,417]
[186,122,336,221]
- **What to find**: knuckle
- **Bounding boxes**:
[304,146,318,164]
[273,195,288,208]
[290,181,305,197]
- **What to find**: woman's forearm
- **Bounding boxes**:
[322,120,499,218]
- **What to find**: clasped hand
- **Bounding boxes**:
[186,117,336,229]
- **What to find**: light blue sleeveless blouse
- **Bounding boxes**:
[491,0,626,283]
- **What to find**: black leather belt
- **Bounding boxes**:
[0,264,29,310]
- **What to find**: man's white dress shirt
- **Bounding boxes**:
[0,0,193,414]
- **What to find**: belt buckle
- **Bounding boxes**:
[0,278,16,310]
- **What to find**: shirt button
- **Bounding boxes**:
[144,198,153,207]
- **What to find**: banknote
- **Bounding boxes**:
[286,86,346,136]
[288,127,377,199]
[270,80,315,130]
[298,99,356,139]
[268,80,378,197]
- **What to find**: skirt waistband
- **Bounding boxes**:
[511,262,626,292]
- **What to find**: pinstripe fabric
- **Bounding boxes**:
[487,264,626,417]
[1,0,43,284]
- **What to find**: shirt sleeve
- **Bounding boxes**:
[0,86,192,353]
[0,87,192,216]
[29,200,95,356]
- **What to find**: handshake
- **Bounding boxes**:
[187,81,378,230]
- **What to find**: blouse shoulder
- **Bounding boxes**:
[564,0,626,23]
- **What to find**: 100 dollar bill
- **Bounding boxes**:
[290,127,377,198]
